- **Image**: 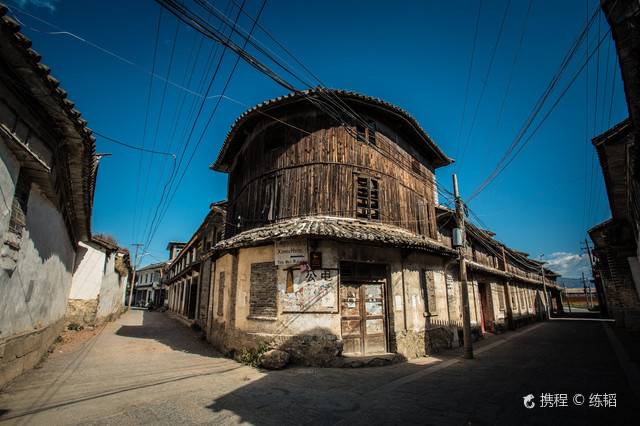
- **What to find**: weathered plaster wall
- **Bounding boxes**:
[207,239,550,365]
[96,251,125,322]
[0,185,75,387]
[0,186,75,336]
[69,241,105,300]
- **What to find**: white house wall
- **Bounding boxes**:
[69,241,105,300]
[96,251,125,322]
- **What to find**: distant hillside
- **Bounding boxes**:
[557,277,589,289]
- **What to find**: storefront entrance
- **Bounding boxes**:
[340,282,387,355]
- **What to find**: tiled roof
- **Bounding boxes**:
[214,215,456,255]
[0,5,97,241]
[211,88,453,171]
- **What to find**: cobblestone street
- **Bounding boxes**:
[0,310,636,425]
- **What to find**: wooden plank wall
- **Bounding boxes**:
[226,109,439,239]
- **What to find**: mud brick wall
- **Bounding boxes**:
[248,262,278,319]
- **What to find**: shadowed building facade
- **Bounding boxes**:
[0,9,97,386]
[196,89,559,365]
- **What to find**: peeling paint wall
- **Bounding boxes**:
[95,250,125,322]
[0,185,75,337]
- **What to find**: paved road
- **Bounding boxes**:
[0,311,636,425]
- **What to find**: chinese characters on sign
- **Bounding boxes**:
[280,263,338,313]
[523,393,616,409]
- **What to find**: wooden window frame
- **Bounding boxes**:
[420,269,437,316]
[355,175,380,220]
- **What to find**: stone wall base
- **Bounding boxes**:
[208,322,342,366]
[65,299,98,326]
[0,318,64,389]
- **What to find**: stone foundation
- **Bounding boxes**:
[65,299,98,326]
[208,323,343,366]
[0,318,64,388]
[425,326,456,354]
[395,330,427,358]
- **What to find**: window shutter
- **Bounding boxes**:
[498,285,506,311]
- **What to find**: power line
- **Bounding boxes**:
[139,19,182,245]
[143,0,256,249]
[467,6,601,202]
[481,27,612,199]
[488,0,533,143]
[456,0,512,172]
[454,0,483,169]
[132,7,163,245]
[93,130,176,157]
[6,2,208,99]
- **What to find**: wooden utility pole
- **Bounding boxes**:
[127,243,144,308]
[562,280,572,313]
[540,260,551,319]
[581,272,592,309]
[452,174,473,359]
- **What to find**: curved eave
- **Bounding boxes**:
[0,7,96,241]
[210,89,453,172]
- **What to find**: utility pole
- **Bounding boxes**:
[539,256,551,319]
[127,243,144,309]
[583,237,607,314]
[562,280,572,313]
[452,174,473,359]
[581,272,591,309]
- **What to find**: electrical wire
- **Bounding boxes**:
[457,0,512,172]
[454,0,483,170]
[467,5,601,202]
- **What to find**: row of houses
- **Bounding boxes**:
[587,0,640,331]
[151,88,563,365]
[0,8,131,387]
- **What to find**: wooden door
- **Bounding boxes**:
[340,283,386,355]
[478,283,494,333]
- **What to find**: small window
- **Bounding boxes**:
[356,176,380,220]
[367,121,376,145]
[9,172,30,235]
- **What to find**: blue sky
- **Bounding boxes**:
[7,0,628,276]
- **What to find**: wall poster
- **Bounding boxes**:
[281,263,338,313]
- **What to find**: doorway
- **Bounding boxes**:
[340,282,387,355]
[188,278,199,319]
[478,283,495,333]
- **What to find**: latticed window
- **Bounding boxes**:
[9,172,30,235]
[356,176,380,220]
[498,286,506,311]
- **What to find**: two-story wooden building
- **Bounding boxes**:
[165,201,226,328]
[199,89,559,365]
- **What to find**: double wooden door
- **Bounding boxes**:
[340,282,387,355]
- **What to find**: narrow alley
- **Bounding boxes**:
[0,311,635,425]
